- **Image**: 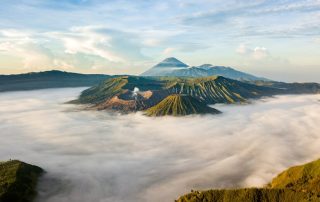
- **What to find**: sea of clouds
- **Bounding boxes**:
[0,88,319,202]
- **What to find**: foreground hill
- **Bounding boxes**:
[176,159,320,202]
[72,75,320,115]
[0,70,109,92]
[140,57,269,81]
[0,160,43,202]
[145,94,221,116]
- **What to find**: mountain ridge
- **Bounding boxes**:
[176,159,320,202]
[145,94,221,116]
[0,70,110,92]
[72,75,320,115]
[0,160,43,202]
[153,57,189,68]
[140,57,269,81]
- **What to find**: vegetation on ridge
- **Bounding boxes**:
[145,94,221,116]
[71,75,320,115]
[176,159,320,202]
[0,160,43,202]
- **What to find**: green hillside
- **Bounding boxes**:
[71,75,320,114]
[163,76,277,104]
[176,159,320,202]
[74,76,275,105]
[269,159,320,193]
[145,94,221,116]
[75,76,165,104]
[0,160,43,202]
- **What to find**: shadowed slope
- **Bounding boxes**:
[145,94,221,116]
[0,70,109,92]
[0,160,43,202]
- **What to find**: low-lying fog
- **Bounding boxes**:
[0,88,319,202]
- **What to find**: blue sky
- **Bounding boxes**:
[0,0,319,82]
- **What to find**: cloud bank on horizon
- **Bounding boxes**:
[0,0,319,82]
[0,88,320,202]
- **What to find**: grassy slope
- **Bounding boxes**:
[74,76,281,105]
[74,76,165,104]
[176,159,320,202]
[269,159,320,193]
[164,76,278,104]
[72,75,320,114]
[75,76,128,104]
[145,94,220,116]
[0,160,43,202]
[177,188,312,202]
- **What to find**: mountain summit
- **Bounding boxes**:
[140,57,188,76]
[140,57,269,81]
[153,57,188,68]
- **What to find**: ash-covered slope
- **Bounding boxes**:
[176,159,320,202]
[145,94,220,116]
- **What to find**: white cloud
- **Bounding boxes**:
[253,46,269,60]
[256,0,320,13]
[143,38,162,47]
[0,89,320,202]
[0,31,54,70]
[162,47,176,55]
[236,44,269,60]
[236,44,250,54]
[0,27,151,73]
[50,26,124,63]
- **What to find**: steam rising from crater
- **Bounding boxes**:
[0,88,319,202]
[132,87,140,99]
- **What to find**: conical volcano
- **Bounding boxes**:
[140,57,188,76]
[153,57,188,68]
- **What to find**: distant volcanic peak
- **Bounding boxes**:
[198,64,231,70]
[198,64,214,68]
[213,66,232,70]
[154,57,188,68]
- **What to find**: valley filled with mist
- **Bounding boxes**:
[0,88,319,202]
